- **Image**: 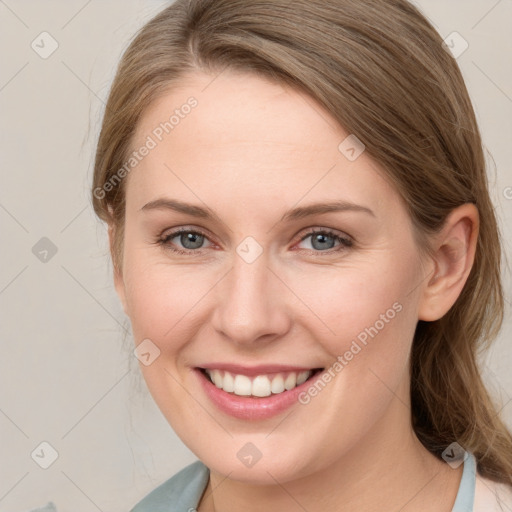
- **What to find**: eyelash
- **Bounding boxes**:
[157,227,353,256]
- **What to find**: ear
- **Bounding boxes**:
[418,203,479,321]
[107,222,128,315]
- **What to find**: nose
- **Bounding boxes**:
[211,250,292,347]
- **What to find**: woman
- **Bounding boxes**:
[91,0,512,510]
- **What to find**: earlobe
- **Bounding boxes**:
[107,223,128,315]
[418,203,479,322]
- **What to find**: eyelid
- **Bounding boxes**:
[293,227,353,252]
[160,225,212,241]
[159,226,215,251]
[297,226,352,242]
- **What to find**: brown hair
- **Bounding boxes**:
[92,0,512,484]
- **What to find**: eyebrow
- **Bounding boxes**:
[140,198,375,221]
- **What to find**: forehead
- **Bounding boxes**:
[134,70,341,153]
[126,70,398,218]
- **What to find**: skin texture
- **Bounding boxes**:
[110,70,479,511]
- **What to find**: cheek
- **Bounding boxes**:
[277,261,420,470]
[287,251,421,358]
[124,260,215,343]
[122,259,221,419]
[284,252,421,426]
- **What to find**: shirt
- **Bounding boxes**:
[129,452,512,511]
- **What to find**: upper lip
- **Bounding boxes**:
[197,363,323,377]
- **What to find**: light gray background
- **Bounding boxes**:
[0,1,511,511]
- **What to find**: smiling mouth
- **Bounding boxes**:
[198,367,324,398]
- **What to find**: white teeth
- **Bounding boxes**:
[233,374,252,396]
[296,370,310,385]
[223,371,235,393]
[284,373,297,390]
[271,374,285,394]
[212,369,223,389]
[252,375,272,397]
[204,369,314,397]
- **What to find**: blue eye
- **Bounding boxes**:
[296,229,353,253]
[158,228,352,255]
[160,228,212,254]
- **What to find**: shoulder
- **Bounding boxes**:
[474,473,512,512]
[129,460,210,512]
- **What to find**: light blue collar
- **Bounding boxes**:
[451,452,476,512]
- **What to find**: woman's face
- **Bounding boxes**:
[115,70,430,483]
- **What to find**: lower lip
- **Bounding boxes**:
[194,368,322,420]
